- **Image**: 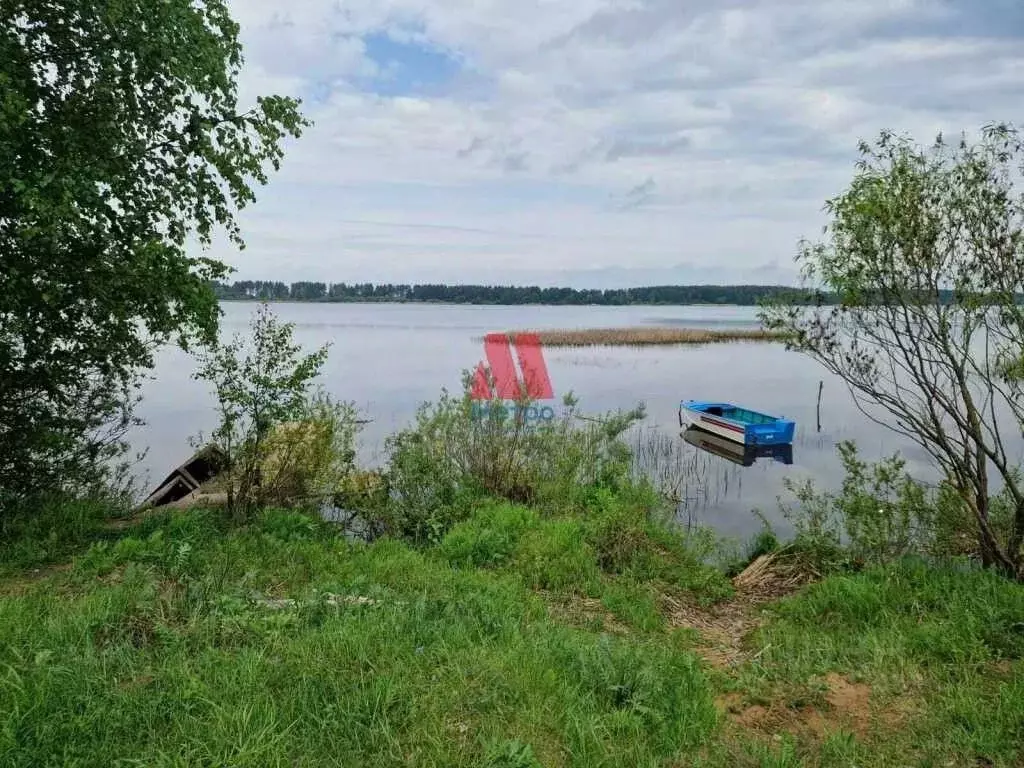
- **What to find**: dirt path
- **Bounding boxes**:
[0,561,74,596]
[664,551,819,668]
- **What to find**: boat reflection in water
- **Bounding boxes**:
[681,425,793,467]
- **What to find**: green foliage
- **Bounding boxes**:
[579,486,734,601]
[194,304,356,520]
[512,519,602,594]
[195,303,330,444]
[779,441,953,571]
[581,486,662,575]
[3,495,1024,765]
[738,560,1024,765]
[0,495,123,574]
[746,524,781,561]
[439,494,733,610]
[717,516,782,578]
[764,560,1024,666]
[0,1,307,506]
[760,124,1024,578]
[561,633,715,758]
[716,561,1024,768]
[482,739,543,768]
[258,392,360,507]
[600,580,664,632]
[254,508,326,543]
[382,382,643,543]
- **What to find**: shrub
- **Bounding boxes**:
[382,381,644,543]
[258,393,359,508]
[759,125,1024,579]
[194,304,359,520]
[779,441,971,570]
[334,470,389,513]
[581,487,658,575]
[579,485,734,601]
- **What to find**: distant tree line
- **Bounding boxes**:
[211,280,1024,306]
[211,281,827,305]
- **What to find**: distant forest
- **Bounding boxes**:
[210,281,821,306]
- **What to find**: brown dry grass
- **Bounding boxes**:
[494,327,785,347]
[665,551,820,669]
[539,590,634,636]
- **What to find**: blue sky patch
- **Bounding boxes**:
[361,32,463,96]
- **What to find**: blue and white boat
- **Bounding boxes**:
[678,400,795,447]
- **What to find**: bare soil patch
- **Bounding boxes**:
[715,672,877,742]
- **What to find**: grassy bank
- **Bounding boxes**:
[1,498,1021,767]
[2,315,1021,766]
[494,327,785,347]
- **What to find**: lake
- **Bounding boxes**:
[133,302,937,540]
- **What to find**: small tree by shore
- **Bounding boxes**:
[194,303,356,521]
[761,124,1024,579]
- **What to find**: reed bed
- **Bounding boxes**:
[498,327,785,347]
[630,426,742,527]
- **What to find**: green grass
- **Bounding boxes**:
[1,503,1022,767]
[0,507,720,767]
[727,559,1024,766]
[0,495,125,576]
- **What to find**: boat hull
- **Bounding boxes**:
[140,445,226,510]
[681,406,747,444]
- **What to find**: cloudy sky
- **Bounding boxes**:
[218,0,1024,287]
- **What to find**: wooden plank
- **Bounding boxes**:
[176,466,201,490]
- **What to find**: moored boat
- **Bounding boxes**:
[678,400,795,446]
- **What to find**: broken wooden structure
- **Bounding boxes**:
[139,445,227,510]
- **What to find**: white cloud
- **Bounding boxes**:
[213,0,1024,285]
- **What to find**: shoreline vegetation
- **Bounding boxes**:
[6,5,1024,762]
[494,327,785,346]
[2,380,1023,765]
[4,502,1023,767]
[3,304,1023,766]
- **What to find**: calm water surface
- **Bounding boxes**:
[134,302,938,538]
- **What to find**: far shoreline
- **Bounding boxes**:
[215,297,780,308]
